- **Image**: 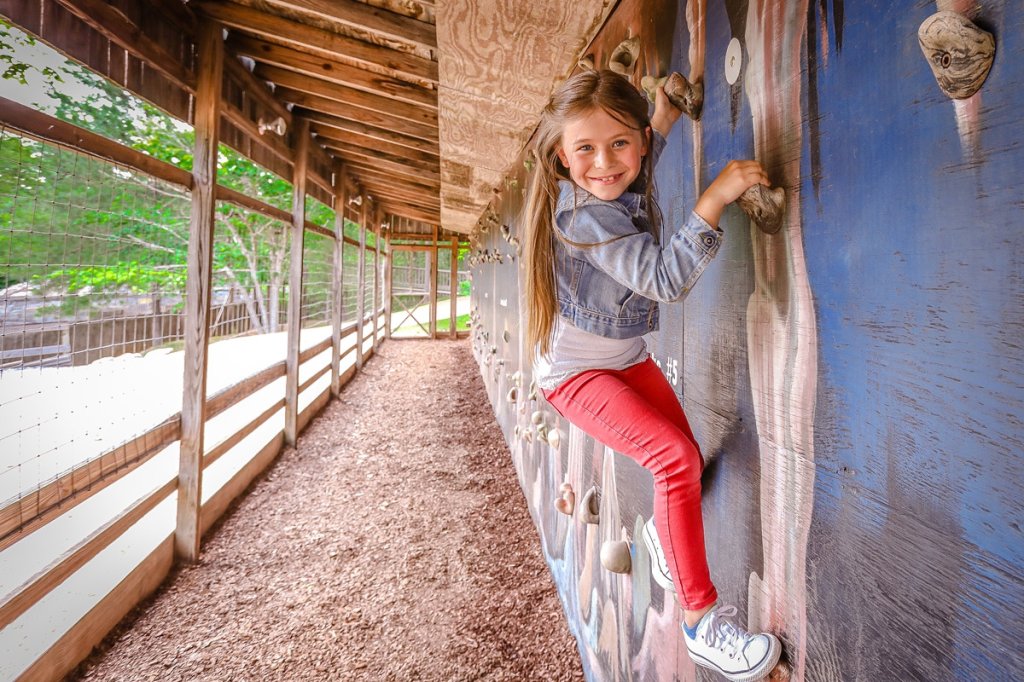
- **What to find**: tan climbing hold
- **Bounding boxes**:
[546,427,562,450]
[640,75,668,102]
[578,54,595,71]
[737,184,786,235]
[531,410,545,426]
[609,36,640,76]
[577,487,600,525]
[600,540,632,574]
[664,72,704,121]
[554,483,575,515]
[918,11,995,100]
[506,386,518,403]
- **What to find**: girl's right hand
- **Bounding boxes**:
[695,160,770,227]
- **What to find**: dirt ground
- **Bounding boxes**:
[70,339,584,682]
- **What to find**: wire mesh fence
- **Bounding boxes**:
[301,197,335,340]
[0,126,191,515]
[341,205,361,325]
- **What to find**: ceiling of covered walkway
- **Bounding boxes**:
[194,0,616,233]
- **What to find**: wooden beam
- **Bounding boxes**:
[383,203,441,224]
[356,195,368,370]
[312,125,439,166]
[54,0,195,93]
[450,236,459,339]
[372,204,381,349]
[198,1,437,83]
[229,35,437,109]
[430,222,438,338]
[0,97,193,189]
[260,0,437,52]
[384,226,393,340]
[285,119,310,445]
[176,20,223,564]
[348,164,441,192]
[301,110,437,156]
[357,185,439,211]
[323,145,439,178]
[272,81,438,138]
[222,52,293,126]
[331,160,346,397]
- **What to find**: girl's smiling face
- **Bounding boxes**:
[557,106,649,201]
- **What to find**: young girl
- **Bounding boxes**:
[525,69,781,681]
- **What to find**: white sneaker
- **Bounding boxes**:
[640,517,675,592]
[684,605,781,681]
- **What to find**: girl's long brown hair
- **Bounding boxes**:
[523,69,660,357]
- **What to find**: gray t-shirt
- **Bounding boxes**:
[534,317,648,390]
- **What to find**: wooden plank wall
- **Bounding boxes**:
[469,1,1024,680]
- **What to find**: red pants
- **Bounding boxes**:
[543,357,717,610]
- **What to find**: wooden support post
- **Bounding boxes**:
[331,161,346,397]
[356,196,368,369]
[372,205,381,349]
[284,118,309,446]
[450,236,458,339]
[429,223,438,339]
[176,21,223,563]
[384,219,393,340]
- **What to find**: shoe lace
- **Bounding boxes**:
[702,606,753,660]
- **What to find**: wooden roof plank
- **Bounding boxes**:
[321,141,438,171]
[311,124,438,165]
[259,0,437,51]
[262,70,438,131]
[347,165,441,192]
[302,110,437,156]
[197,1,437,84]
[332,151,441,184]
[229,35,437,110]
[53,0,195,93]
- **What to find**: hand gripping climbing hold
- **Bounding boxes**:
[577,487,600,525]
[918,11,995,100]
[600,540,632,574]
[609,36,640,76]
[642,72,703,120]
[554,483,575,515]
[737,184,786,235]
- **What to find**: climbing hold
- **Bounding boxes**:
[523,427,534,443]
[640,75,668,103]
[524,149,537,173]
[536,423,549,442]
[546,427,562,450]
[554,483,575,515]
[500,223,512,241]
[577,487,600,524]
[918,11,995,100]
[600,540,632,574]
[609,36,640,76]
[506,386,518,403]
[737,184,786,235]
[664,72,704,121]
[578,54,596,71]
[528,379,538,402]
[531,410,545,426]
[510,370,523,387]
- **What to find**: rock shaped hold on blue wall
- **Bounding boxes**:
[918,11,995,100]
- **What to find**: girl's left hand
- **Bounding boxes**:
[650,85,682,138]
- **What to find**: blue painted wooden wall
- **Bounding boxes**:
[469,1,1023,679]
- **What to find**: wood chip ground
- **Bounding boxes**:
[70,339,584,681]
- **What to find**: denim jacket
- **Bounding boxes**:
[553,132,724,339]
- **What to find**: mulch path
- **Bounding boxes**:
[70,339,583,682]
